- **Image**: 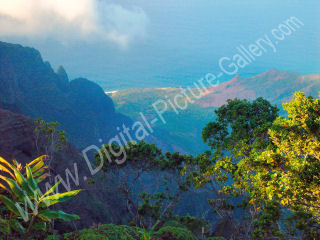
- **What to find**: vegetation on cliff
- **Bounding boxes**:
[1,91,320,239]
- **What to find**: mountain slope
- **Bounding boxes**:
[197,69,320,108]
[111,70,320,155]
[111,88,216,155]
[0,41,131,148]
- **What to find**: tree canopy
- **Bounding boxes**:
[190,93,320,238]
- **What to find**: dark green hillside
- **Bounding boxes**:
[0,41,132,148]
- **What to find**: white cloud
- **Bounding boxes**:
[0,0,148,48]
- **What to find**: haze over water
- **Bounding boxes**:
[2,0,319,90]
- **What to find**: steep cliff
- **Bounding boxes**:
[0,41,132,148]
[0,108,128,231]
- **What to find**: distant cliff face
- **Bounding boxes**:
[0,41,132,148]
[196,69,320,108]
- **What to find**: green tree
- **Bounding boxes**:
[188,97,280,238]
[249,92,320,238]
[197,97,278,195]
[33,119,67,180]
[95,141,193,229]
[191,94,320,239]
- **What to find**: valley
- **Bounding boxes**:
[110,69,320,155]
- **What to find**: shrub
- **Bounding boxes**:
[63,224,142,240]
[153,226,197,240]
[0,155,80,238]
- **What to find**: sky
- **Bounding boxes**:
[0,0,319,90]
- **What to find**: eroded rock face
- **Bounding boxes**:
[0,109,34,161]
[196,69,320,108]
[0,108,128,231]
[0,41,132,148]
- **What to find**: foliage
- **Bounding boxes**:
[197,97,278,198]
[163,214,209,237]
[138,227,153,240]
[138,190,174,228]
[153,226,197,240]
[186,97,279,234]
[189,93,320,238]
[95,141,194,229]
[0,155,80,238]
[47,223,198,240]
[205,237,225,240]
[247,92,320,238]
[251,92,320,215]
[33,119,68,179]
[62,224,142,240]
[284,210,320,239]
[5,91,320,239]
[33,119,67,151]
